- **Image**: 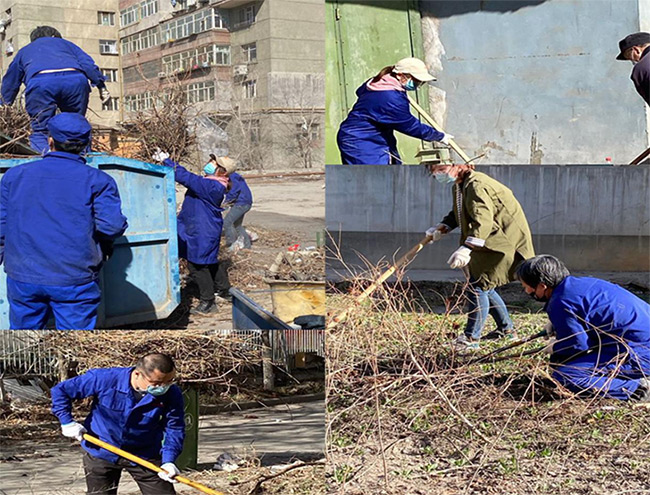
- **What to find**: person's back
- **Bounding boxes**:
[2,152,126,286]
[226,172,252,205]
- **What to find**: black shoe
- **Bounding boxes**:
[190,299,217,315]
[482,329,518,341]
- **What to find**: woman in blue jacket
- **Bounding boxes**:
[336,57,452,165]
[154,151,236,315]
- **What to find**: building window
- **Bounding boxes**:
[186,81,215,103]
[235,4,255,29]
[296,122,320,142]
[102,97,119,111]
[99,40,118,55]
[242,43,256,63]
[97,11,115,26]
[121,27,159,55]
[247,119,260,143]
[120,4,139,26]
[141,0,158,19]
[161,7,227,42]
[243,79,256,99]
[162,44,230,74]
[124,92,154,112]
[101,68,118,82]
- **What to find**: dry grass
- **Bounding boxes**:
[326,267,650,495]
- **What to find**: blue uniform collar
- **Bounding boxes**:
[546,277,570,310]
[43,150,87,163]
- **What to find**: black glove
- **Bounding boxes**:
[99,240,114,262]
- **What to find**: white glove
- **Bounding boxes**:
[544,321,555,337]
[152,149,170,162]
[447,246,471,269]
[158,463,180,484]
[425,227,444,242]
[543,337,556,355]
[99,87,112,105]
[440,133,454,146]
[61,422,87,441]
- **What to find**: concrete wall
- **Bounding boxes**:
[0,0,120,127]
[421,0,650,165]
[326,165,650,276]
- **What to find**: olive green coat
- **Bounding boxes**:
[440,171,535,290]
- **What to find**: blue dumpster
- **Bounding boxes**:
[0,153,180,328]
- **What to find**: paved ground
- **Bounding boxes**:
[0,400,324,495]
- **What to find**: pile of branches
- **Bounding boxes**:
[0,104,31,151]
[326,262,650,495]
[266,248,325,282]
[43,330,260,383]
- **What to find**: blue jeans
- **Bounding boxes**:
[464,280,513,340]
[223,203,252,247]
[7,276,100,330]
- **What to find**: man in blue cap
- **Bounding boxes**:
[1,26,110,153]
[0,112,128,329]
[51,352,185,494]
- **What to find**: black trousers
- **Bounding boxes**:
[83,452,176,495]
[187,261,231,302]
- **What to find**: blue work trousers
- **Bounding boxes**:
[464,281,513,340]
[24,71,90,153]
[7,277,101,330]
[552,350,650,400]
[223,204,252,248]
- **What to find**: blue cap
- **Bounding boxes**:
[47,113,92,144]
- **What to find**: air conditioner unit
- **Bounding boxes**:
[187,0,197,6]
[233,64,248,76]
[158,71,167,78]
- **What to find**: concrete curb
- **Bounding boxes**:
[199,392,325,414]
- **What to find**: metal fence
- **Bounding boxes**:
[0,330,325,380]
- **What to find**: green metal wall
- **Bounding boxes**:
[325,0,430,164]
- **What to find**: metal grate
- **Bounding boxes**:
[0,331,59,378]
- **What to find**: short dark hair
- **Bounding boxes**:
[51,139,87,155]
[136,353,176,375]
[30,26,62,42]
[516,255,570,289]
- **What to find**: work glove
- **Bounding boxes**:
[447,246,471,269]
[543,337,556,355]
[158,463,180,484]
[99,87,111,105]
[152,149,170,163]
[425,226,444,242]
[61,422,87,441]
[440,133,454,146]
[99,240,114,262]
[544,321,555,337]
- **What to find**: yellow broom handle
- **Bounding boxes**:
[82,434,224,495]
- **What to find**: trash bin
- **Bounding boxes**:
[176,386,198,470]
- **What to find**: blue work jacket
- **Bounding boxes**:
[165,159,226,265]
[547,276,650,363]
[51,367,185,465]
[1,37,106,105]
[0,152,128,286]
[224,173,253,206]
[336,82,445,165]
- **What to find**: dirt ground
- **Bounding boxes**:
[123,174,325,330]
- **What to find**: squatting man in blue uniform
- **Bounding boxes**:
[51,353,185,495]
[1,26,111,153]
[153,150,235,315]
[336,57,453,165]
[0,113,128,330]
[517,255,650,401]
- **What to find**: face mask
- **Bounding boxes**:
[147,384,171,396]
[204,162,217,175]
[435,173,456,184]
[528,291,548,303]
[403,79,416,91]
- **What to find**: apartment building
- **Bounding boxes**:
[0,0,121,129]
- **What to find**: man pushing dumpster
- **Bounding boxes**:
[51,353,185,495]
[0,112,128,330]
[516,255,650,401]
[1,26,111,153]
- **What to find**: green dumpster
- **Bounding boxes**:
[176,386,198,470]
